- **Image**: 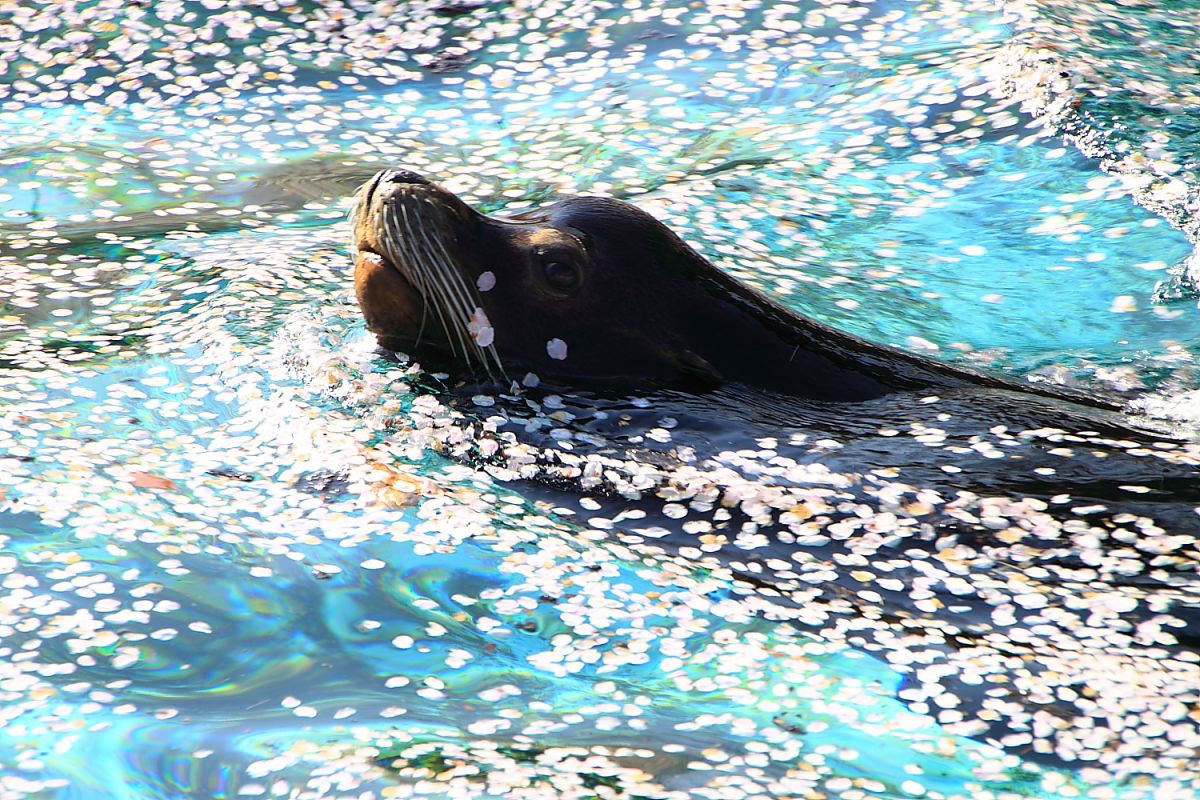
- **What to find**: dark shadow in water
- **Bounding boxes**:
[432,376,1200,768]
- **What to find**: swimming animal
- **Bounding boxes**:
[350,169,1200,773]
[351,168,1121,409]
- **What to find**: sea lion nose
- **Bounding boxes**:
[383,169,431,186]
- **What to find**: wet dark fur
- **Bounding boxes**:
[351,169,1127,410]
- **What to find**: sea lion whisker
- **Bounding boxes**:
[426,232,507,381]
[378,220,435,351]
[389,208,466,361]
[416,231,487,353]
[396,215,461,352]
[399,203,486,371]
[409,258,468,362]
[347,192,372,253]
[399,205,477,366]
[403,206,474,322]
[416,232,484,373]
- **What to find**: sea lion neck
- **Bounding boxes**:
[671,257,1136,412]
[671,261,946,401]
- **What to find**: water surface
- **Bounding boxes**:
[2,1,1200,798]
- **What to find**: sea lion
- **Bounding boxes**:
[349,170,1200,771]
[351,168,1121,408]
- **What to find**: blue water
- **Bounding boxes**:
[1,1,1199,798]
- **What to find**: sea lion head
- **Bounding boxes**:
[351,168,723,388]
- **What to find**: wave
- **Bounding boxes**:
[990,0,1200,247]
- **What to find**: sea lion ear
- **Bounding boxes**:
[674,349,723,390]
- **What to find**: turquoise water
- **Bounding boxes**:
[2,1,1200,798]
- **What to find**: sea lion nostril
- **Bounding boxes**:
[384,169,431,186]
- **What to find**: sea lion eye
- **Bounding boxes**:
[543,260,579,290]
